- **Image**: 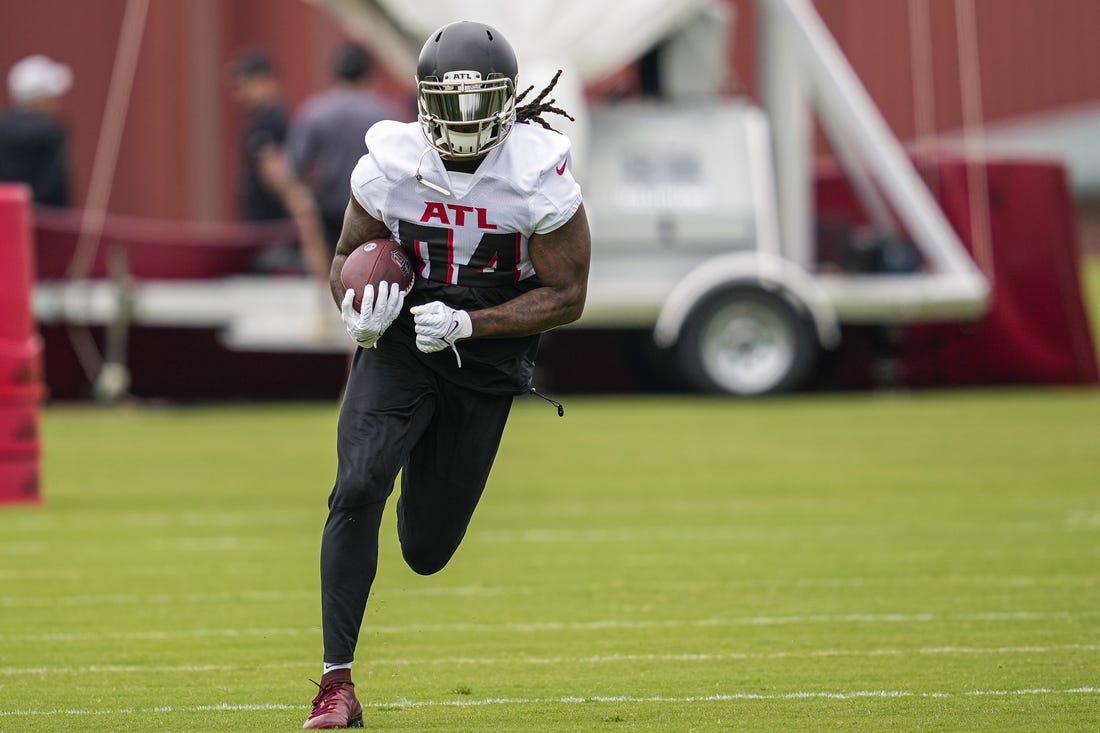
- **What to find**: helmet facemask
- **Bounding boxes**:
[417,71,516,159]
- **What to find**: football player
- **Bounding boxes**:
[303,20,591,729]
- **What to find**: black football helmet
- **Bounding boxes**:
[416,21,518,159]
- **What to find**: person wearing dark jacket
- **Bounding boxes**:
[231,50,291,222]
[0,54,73,207]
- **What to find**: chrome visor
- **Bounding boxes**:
[417,74,516,158]
[418,75,514,123]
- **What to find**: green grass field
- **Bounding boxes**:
[1,388,1099,731]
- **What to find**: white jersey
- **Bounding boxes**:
[350,120,582,288]
[349,120,583,394]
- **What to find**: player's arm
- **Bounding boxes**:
[332,195,405,349]
[409,201,589,358]
[471,203,591,337]
[329,196,391,306]
[410,204,590,358]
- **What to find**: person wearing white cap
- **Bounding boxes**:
[0,54,74,207]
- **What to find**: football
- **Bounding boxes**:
[340,239,415,310]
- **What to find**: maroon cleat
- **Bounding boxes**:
[303,669,364,729]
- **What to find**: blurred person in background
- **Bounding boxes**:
[231,49,290,223]
[232,49,327,278]
[0,54,73,207]
[286,42,404,280]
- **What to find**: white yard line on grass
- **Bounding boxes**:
[0,585,522,607]
[3,571,1095,598]
[2,688,1099,718]
[3,609,1097,643]
[474,522,1057,544]
[0,590,312,608]
[0,511,302,532]
[2,643,1098,676]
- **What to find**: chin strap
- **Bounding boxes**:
[415,147,451,196]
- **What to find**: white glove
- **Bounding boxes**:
[410,300,472,366]
[341,281,405,349]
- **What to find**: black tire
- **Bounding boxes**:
[676,286,820,396]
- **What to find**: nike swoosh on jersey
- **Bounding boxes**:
[556,160,567,175]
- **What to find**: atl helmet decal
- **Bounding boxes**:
[442,70,482,85]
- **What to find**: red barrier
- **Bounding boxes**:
[815,155,1099,388]
[0,185,34,341]
[33,207,298,280]
[903,158,1099,386]
[0,335,46,400]
[0,394,39,447]
[0,446,40,504]
[0,186,43,504]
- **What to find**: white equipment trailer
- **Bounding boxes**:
[35,0,990,397]
[577,0,989,394]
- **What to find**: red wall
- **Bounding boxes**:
[1,0,1098,221]
[812,0,1100,139]
[0,0,410,221]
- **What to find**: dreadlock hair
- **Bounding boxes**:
[514,69,575,133]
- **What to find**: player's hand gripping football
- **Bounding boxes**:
[410,301,472,366]
[341,281,405,349]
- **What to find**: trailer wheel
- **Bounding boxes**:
[676,286,819,396]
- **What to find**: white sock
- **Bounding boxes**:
[323,662,352,674]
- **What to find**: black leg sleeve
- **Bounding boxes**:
[319,343,436,664]
[320,498,386,664]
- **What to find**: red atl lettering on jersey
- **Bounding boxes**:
[420,202,499,230]
[476,207,498,230]
[448,204,474,225]
[421,202,448,224]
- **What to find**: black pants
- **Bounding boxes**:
[320,338,513,664]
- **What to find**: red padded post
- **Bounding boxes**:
[0,184,34,341]
[0,184,43,504]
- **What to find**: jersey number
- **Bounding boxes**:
[399,221,520,286]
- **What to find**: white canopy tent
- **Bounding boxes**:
[309,0,722,176]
